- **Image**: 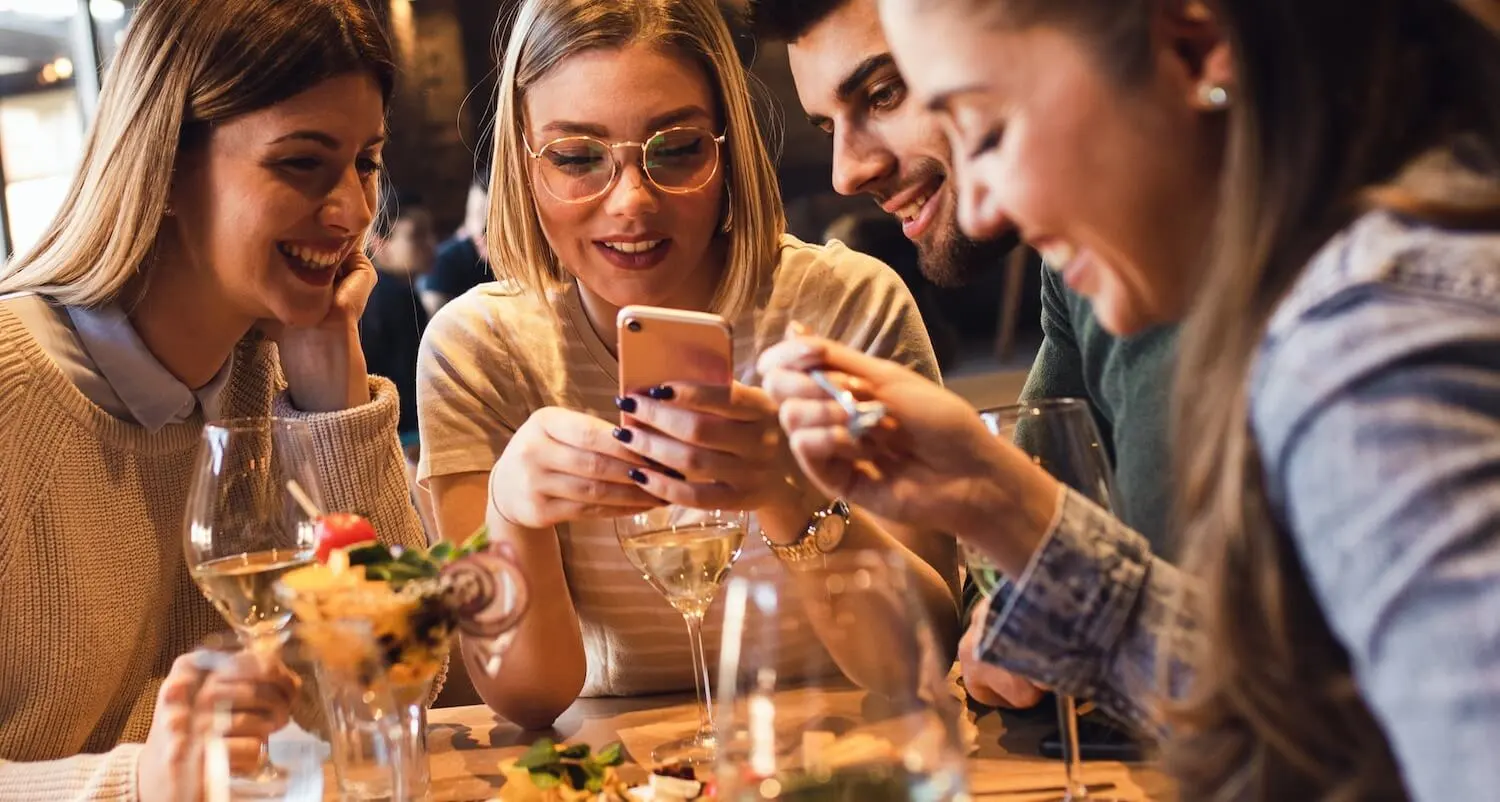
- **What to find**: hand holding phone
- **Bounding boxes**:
[616,305,734,404]
[613,306,790,510]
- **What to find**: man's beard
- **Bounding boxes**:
[914,191,1023,288]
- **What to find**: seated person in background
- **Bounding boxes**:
[421,169,493,315]
[418,0,959,729]
[0,0,428,798]
[750,0,1178,710]
[363,190,437,451]
[362,188,440,533]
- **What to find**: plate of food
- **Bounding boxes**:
[499,738,712,802]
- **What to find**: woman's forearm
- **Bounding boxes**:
[430,470,587,729]
[465,502,587,730]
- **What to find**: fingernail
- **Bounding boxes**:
[627,468,648,484]
[787,320,809,337]
[615,396,637,413]
[612,427,633,444]
[647,385,675,400]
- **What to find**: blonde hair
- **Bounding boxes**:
[0,0,394,307]
[490,0,786,318]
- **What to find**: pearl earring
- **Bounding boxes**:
[1198,83,1231,109]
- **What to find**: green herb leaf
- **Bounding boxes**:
[593,741,624,767]
[347,543,393,566]
[382,563,427,583]
[364,564,393,581]
[459,526,490,555]
[557,743,590,760]
[515,738,559,769]
[393,548,439,578]
[562,763,590,790]
[426,541,455,564]
[584,764,606,792]
[528,768,562,789]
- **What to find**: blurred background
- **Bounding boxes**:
[0,0,1032,402]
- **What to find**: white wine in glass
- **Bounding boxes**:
[974,399,1120,802]
[183,417,323,798]
[192,549,314,641]
[617,507,748,766]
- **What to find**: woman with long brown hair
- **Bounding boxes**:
[0,1,426,797]
[760,0,1500,798]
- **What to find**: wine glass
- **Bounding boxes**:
[969,399,1118,802]
[183,417,323,796]
[616,506,750,765]
[714,550,970,801]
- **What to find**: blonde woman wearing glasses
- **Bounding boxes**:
[417,0,960,726]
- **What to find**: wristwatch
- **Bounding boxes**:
[762,498,851,563]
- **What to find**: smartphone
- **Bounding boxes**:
[616,305,734,404]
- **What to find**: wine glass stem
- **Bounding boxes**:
[1057,694,1089,800]
[242,632,284,778]
[682,612,714,739]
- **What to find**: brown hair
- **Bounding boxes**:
[932,0,1500,797]
[490,0,786,318]
[0,0,395,307]
[1174,0,1500,799]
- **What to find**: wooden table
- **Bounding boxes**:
[415,690,1175,801]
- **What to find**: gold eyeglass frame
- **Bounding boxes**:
[522,125,729,204]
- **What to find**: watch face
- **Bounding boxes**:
[814,506,848,552]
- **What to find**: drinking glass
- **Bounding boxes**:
[293,618,429,802]
[183,417,323,796]
[969,399,1118,802]
[278,547,530,802]
[714,550,969,801]
[616,506,749,765]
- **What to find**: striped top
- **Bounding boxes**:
[416,235,941,697]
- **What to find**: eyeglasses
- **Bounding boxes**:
[523,125,728,204]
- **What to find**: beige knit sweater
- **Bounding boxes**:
[0,307,429,800]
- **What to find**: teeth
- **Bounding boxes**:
[1039,243,1078,270]
[603,240,662,254]
[894,194,931,223]
[278,243,343,269]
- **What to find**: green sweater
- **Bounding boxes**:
[1022,267,1176,549]
[965,266,1176,620]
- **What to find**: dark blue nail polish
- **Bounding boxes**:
[627,468,648,484]
[647,385,675,400]
[615,396,637,413]
[612,427,633,443]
